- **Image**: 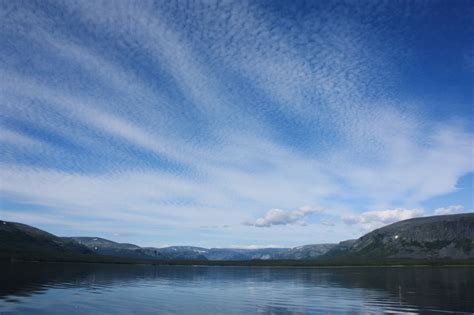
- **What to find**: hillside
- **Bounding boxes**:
[142,246,208,260]
[69,237,166,260]
[272,244,336,260]
[70,237,333,260]
[64,242,333,261]
[323,213,474,259]
[0,220,91,255]
[205,248,290,260]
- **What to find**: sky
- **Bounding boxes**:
[0,0,473,248]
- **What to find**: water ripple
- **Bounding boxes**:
[1,263,473,314]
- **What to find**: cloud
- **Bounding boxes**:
[342,208,425,231]
[320,219,335,226]
[244,206,323,228]
[434,205,465,216]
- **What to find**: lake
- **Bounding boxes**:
[0,262,473,314]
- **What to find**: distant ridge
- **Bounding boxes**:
[70,239,333,260]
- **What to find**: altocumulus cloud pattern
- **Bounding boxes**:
[0,0,473,247]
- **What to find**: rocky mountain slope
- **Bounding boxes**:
[323,213,474,259]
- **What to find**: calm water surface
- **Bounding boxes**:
[0,262,473,314]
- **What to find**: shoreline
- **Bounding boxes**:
[2,253,474,268]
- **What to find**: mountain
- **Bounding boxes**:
[69,239,208,260]
[323,213,474,260]
[272,244,336,260]
[0,220,92,256]
[142,246,208,260]
[69,237,166,260]
[0,220,331,261]
[204,248,290,260]
[68,238,331,260]
[2,213,473,263]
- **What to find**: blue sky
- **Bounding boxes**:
[1,0,473,248]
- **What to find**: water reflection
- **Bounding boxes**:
[0,262,473,314]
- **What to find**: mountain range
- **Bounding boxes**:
[68,238,335,261]
[1,213,473,263]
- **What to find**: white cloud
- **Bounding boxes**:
[342,208,425,231]
[434,205,465,215]
[244,206,323,228]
